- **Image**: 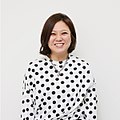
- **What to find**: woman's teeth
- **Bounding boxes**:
[55,43,64,47]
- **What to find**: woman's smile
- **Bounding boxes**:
[54,43,64,47]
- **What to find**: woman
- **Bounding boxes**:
[21,13,98,120]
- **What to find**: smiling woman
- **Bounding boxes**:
[20,13,98,120]
[48,21,71,61]
[40,13,76,61]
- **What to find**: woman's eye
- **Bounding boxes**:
[51,33,56,35]
[62,32,68,35]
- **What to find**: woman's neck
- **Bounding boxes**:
[50,53,68,61]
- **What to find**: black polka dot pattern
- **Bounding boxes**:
[20,54,97,120]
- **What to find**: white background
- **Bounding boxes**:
[1,0,120,120]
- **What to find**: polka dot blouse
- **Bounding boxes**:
[20,54,98,120]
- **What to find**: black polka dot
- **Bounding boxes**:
[26,99,30,103]
[72,60,76,63]
[32,69,35,72]
[43,102,47,105]
[34,64,38,67]
[75,75,78,78]
[29,75,32,78]
[44,62,48,66]
[59,65,63,68]
[76,84,79,87]
[82,84,85,88]
[70,71,73,75]
[87,79,90,83]
[22,109,25,112]
[61,81,64,84]
[93,115,96,119]
[51,82,55,85]
[82,66,86,69]
[38,90,41,94]
[71,80,74,83]
[64,68,68,71]
[46,87,50,91]
[77,63,81,66]
[45,71,49,74]
[47,96,51,100]
[70,97,74,101]
[79,71,82,74]
[77,98,80,102]
[61,108,64,112]
[89,111,93,114]
[52,91,56,95]
[44,110,47,114]
[59,61,63,64]
[62,89,65,93]
[29,62,33,65]
[57,104,61,108]
[35,72,39,75]
[55,78,59,81]
[49,66,53,69]
[30,81,33,85]
[36,96,39,100]
[52,101,56,104]
[56,86,60,89]
[41,98,44,102]
[83,75,86,79]
[56,113,60,117]
[66,103,69,106]
[40,75,44,78]
[30,113,33,116]
[48,114,51,118]
[80,79,82,83]
[67,94,70,97]
[60,73,63,76]
[86,106,89,110]
[57,95,61,99]
[68,106,71,110]
[48,106,51,109]
[71,88,75,92]
[28,68,31,71]
[39,67,43,70]
[50,74,54,77]
[69,63,72,67]
[74,67,77,70]
[65,76,69,79]
[36,81,39,84]
[41,84,44,87]
[66,84,70,88]
[45,79,49,82]
[53,110,56,113]
[87,70,90,74]
[62,99,66,103]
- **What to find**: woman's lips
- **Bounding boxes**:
[54,43,64,47]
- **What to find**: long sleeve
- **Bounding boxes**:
[71,60,98,120]
[20,64,36,120]
[70,79,97,120]
[81,62,98,120]
[83,79,97,120]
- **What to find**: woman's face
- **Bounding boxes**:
[48,21,71,56]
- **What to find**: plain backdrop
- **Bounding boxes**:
[1,0,120,120]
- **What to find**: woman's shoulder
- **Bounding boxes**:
[26,54,49,68]
[69,54,90,66]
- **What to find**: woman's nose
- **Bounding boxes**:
[56,34,62,41]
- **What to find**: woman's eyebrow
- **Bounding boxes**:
[52,29,69,32]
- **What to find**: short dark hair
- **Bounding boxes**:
[39,13,76,56]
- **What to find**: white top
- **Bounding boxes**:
[20,54,97,120]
